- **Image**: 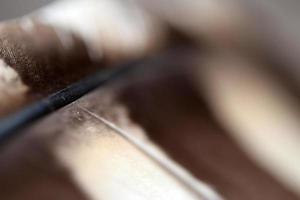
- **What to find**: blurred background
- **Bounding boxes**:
[0,0,53,20]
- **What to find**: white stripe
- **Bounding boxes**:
[78,105,223,200]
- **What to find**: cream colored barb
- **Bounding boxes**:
[78,105,223,200]
[33,0,166,61]
[195,55,300,197]
[0,59,28,114]
[54,109,202,200]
